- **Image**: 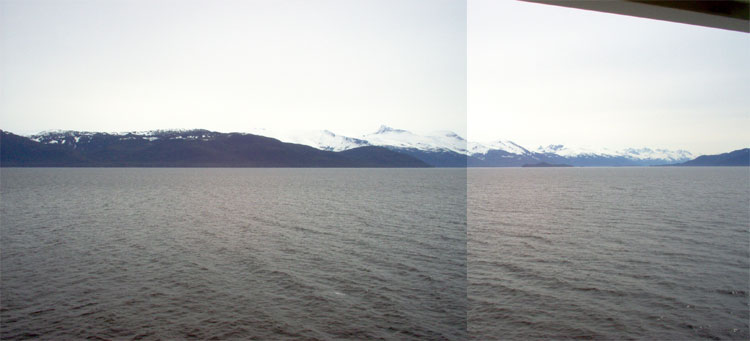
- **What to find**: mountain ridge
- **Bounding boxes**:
[670,148,749,167]
[232,126,695,167]
[6,127,738,168]
[0,130,429,168]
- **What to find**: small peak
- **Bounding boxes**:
[536,144,564,153]
[376,125,393,134]
[375,125,406,134]
[441,131,465,140]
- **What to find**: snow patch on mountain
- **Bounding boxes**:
[27,129,218,145]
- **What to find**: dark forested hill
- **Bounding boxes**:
[672,148,749,166]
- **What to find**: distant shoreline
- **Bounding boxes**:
[522,162,573,168]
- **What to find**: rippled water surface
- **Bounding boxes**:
[1,168,467,340]
[469,167,750,340]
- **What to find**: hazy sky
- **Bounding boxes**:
[1,0,466,138]
[469,0,749,155]
[2,0,748,155]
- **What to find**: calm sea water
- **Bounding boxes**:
[469,167,750,340]
[1,168,467,340]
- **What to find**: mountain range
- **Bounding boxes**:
[0,130,428,167]
[245,125,696,167]
[1,126,745,167]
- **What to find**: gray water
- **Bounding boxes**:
[3,167,749,340]
[1,168,467,340]
[469,167,750,340]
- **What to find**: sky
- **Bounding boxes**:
[468,0,749,155]
[0,0,466,138]
[2,0,748,155]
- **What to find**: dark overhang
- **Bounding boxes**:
[521,0,749,33]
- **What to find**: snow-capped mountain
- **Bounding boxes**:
[241,126,469,167]
[247,125,469,153]
[23,127,695,167]
[534,144,693,163]
[245,126,693,166]
[618,147,694,162]
[247,128,368,152]
[362,125,467,154]
[535,144,611,157]
[9,129,428,167]
[468,140,531,157]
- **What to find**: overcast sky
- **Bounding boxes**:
[1,0,466,138]
[2,0,748,155]
[469,0,748,155]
